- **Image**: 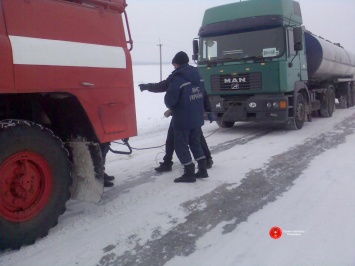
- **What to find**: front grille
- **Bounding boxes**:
[211,72,262,91]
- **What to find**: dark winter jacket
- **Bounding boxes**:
[148,72,212,112]
[164,64,205,130]
[146,76,172,93]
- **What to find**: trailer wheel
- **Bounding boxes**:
[339,83,353,108]
[347,86,353,108]
[216,120,235,128]
[0,120,72,251]
[338,95,347,109]
[351,82,355,106]
[319,86,335,117]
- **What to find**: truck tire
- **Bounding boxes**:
[216,120,235,128]
[287,93,306,130]
[0,120,72,251]
[338,83,353,108]
[319,86,335,117]
[338,95,347,109]
[351,82,355,106]
[347,86,353,108]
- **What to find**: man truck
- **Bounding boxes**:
[193,0,355,130]
[0,0,136,250]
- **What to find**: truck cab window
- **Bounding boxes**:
[200,27,285,63]
[203,40,217,60]
[287,28,296,56]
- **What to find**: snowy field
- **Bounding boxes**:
[0,64,355,266]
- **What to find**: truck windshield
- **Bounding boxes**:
[199,27,285,63]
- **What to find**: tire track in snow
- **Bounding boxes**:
[99,128,274,205]
[209,127,274,155]
[97,113,355,266]
[60,126,274,221]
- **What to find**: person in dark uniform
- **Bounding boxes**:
[161,51,209,182]
[139,55,214,175]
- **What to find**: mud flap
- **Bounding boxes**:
[67,141,104,203]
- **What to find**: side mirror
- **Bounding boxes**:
[293,27,303,51]
[192,39,199,60]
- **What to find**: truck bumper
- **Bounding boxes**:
[209,95,289,123]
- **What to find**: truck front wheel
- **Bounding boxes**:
[0,120,72,250]
[288,93,306,130]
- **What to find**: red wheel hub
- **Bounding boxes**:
[0,151,53,222]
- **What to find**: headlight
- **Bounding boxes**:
[266,101,287,109]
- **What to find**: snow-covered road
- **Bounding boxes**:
[1,65,354,266]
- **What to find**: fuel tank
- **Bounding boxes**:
[305,31,355,81]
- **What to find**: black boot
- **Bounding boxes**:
[104,173,115,181]
[174,163,196,183]
[104,173,115,187]
[206,157,213,169]
[104,179,114,187]
[155,161,173,172]
[195,159,209,178]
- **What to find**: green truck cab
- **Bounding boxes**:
[193,0,355,129]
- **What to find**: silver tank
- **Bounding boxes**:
[305,31,355,81]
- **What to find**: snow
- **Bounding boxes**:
[1,64,355,266]
[167,134,355,266]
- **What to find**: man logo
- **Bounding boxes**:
[249,102,257,108]
[216,103,222,108]
[231,82,239,90]
[224,77,246,84]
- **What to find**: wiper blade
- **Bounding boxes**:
[198,58,228,66]
[198,56,265,66]
[237,56,265,62]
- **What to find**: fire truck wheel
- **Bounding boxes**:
[0,120,72,251]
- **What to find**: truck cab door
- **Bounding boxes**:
[287,28,308,86]
[0,2,15,92]
[287,27,308,82]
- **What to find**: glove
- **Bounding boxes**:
[207,112,216,123]
[164,109,172,117]
[139,84,150,92]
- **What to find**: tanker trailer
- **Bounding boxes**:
[193,0,355,130]
[305,31,355,113]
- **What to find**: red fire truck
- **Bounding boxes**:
[0,0,136,250]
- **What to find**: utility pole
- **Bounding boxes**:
[157,40,163,81]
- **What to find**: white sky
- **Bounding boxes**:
[126,0,355,63]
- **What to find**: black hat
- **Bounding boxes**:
[172,51,189,65]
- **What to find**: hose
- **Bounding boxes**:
[109,138,133,155]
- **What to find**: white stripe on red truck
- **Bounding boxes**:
[9,36,126,69]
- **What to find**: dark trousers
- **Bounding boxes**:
[163,126,211,163]
[99,142,110,175]
[100,142,110,162]
[199,129,212,159]
[174,127,205,165]
[163,126,175,162]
